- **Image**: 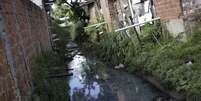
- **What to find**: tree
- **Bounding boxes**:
[55,0,88,22]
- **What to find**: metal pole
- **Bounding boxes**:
[128,0,134,18]
[129,16,142,45]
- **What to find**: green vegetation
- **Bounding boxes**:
[32,14,71,101]
[85,16,107,43]
[31,51,69,101]
[51,3,87,42]
[70,21,85,41]
[31,3,75,101]
[85,21,201,99]
[55,0,88,22]
[31,1,88,101]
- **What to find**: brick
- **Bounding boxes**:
[154,0,182,21]
[0,51,5,65]
[0,38,4,50]
[0,93,6,101]
[0,1,13,13]
[0,64,10,78]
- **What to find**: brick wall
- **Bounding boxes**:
[153,0,201,37]
[153,0,182,21]
[0,0,51,101]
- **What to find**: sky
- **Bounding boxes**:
[30,0,43,7]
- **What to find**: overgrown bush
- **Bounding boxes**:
[31,51,69,101]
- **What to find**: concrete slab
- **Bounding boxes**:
[165,19,185,37]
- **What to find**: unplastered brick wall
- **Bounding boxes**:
[153,0,182,21]
[0,0,51,101]
[153,0,187,39]
[153,0,201,37]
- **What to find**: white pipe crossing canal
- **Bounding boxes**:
[84,17,160,33]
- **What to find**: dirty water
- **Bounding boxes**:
[67,42,172,101]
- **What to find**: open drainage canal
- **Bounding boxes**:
[67,42,174,101]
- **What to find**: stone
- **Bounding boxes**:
[66,42,78,49]
[186,61,193,66]
[77,52,83,55]
[114,65,120,69]
[156,97,162,101]
[114,63,125,69]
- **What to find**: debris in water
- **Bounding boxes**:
[67,42,78,48]
[114,63,125,69]
[186,61,193,66]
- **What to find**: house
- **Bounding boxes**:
[85,0,201,39]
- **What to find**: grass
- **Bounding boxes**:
[85,21,201,100]
[31,51,69,101]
